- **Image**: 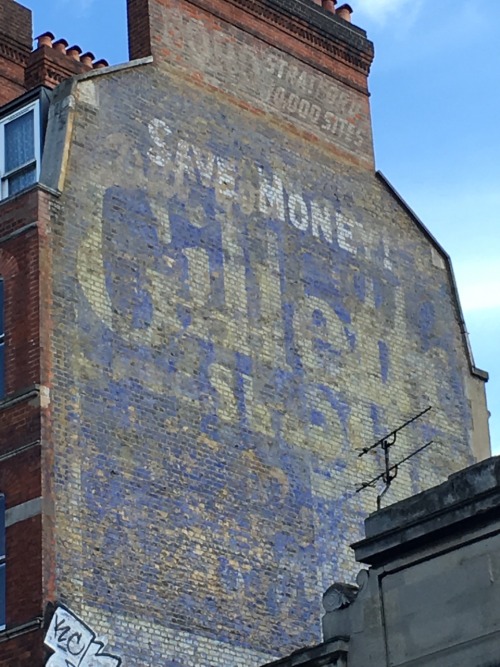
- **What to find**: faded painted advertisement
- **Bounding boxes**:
[50,65,475,664]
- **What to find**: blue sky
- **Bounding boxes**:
[25,0,500,453]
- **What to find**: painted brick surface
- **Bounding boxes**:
[42,49,482,664]
[144,0,374,168]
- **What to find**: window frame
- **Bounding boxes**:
[0,100,41,201]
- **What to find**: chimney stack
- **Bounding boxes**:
[336,3,353,21]
[0,0,110,101]
[126,0,375,167]
[0,0,32,105]
[25,35,107,89]
[127,0,374,94]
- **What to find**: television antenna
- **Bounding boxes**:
[356,406,434,510]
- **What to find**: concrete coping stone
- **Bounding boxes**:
[259,638,349,667]
[352,456,500,564]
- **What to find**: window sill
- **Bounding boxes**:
[0,617,43,643]
[0,181,61,207]
[0,385,39,411]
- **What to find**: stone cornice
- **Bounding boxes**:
[186,0,374,92]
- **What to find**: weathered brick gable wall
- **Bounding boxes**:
[45,47,479,664]
[137,0,375,169]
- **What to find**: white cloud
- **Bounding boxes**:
[354,0,422,23]
[57,0,95,16]
[455,260,500,313]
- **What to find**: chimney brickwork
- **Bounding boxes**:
[127,0,376,167]
[25,33,108,90]
[0,0,32,105]
[0,1,109,105]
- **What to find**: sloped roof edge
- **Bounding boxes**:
[376,170,488,382]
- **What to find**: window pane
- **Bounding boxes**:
[8,165,36,196]
[5,110,35,172]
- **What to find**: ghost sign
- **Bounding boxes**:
[45,605,122,667]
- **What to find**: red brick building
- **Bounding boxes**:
[0,1,109,662]
[0,0,490,665]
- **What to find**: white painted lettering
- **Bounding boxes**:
[288,192,309,232]
[191,144,217,187]
[337,213,357,255]
[259,171,286,222]
[147,119,172,167]
[311,201,333,243]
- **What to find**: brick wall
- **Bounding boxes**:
[0,188,53,664]
[0,0,32,105]
[44,43,483,664]
[127,0,375,168]
[5,517,42,627]
[0,1,474,665]
[0,628,44,667]
[0,232,39,396]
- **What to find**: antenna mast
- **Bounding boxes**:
[357,406,433,510]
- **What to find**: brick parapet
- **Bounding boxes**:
[0,0,32,50]
[0,33,30,104]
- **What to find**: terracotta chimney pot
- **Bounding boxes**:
[336,3,353,21]
[53,38,69,54]
[322,0,336,11]
[93,59,109,69]
[80,51,95,67]
[36,32,55,49]
[66,45,83,61]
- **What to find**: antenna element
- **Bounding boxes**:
[357,407,433,510]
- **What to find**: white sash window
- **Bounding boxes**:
[0,102,41,200]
